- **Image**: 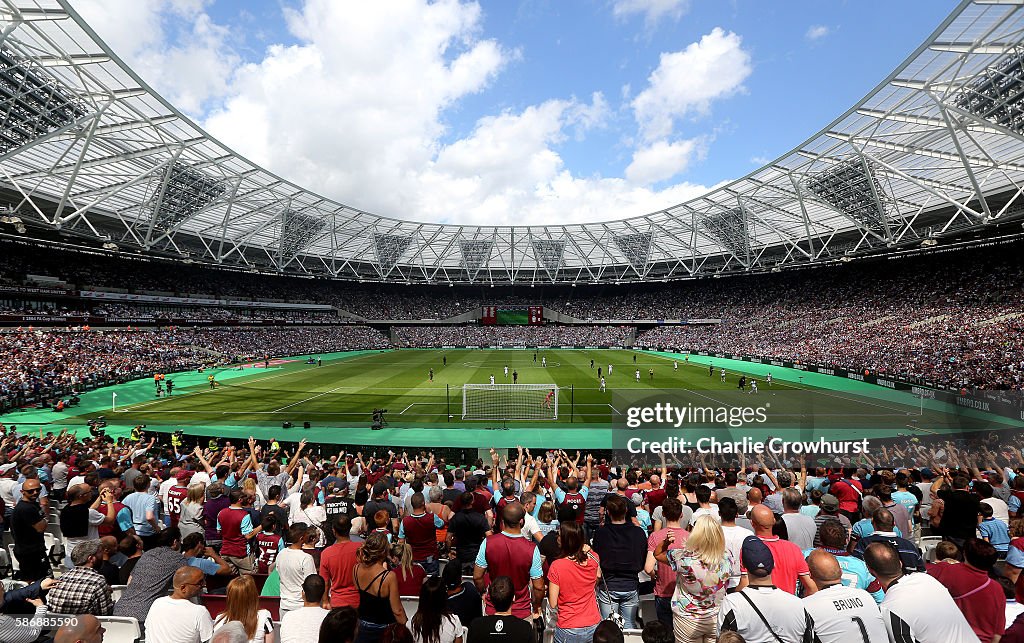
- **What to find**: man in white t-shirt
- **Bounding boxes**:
[280,574,331,643]
[278,524,319,616]
[718,536,811,642]
[145,566,214,643]
[802,550,887,643]
[864,541,981,643]
[718,497,753,590]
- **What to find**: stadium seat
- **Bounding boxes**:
[401,596,419,621]
[273,621,282,643]
[95,616,141,643]
[623,629,645,642]
[110,584,127,603]
[0,548,11,578]
[1,579,27,591]
[920,536,942,562]
[638,594,657,625]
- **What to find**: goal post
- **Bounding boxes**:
[462,383,558,421]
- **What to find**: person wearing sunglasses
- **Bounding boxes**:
[10,479,50,582]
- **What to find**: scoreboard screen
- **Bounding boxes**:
[482,305,543,325]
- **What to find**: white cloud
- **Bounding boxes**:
[806,25,830,41]
[612,0,690,27]
[750,155,769,166]
[76,0,724,226]
[626,138,706,185]
[74,0,238,116]
[631,28,752,141]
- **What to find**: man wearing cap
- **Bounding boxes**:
[812,494,851,548]
[751,505,816,596]
[165,469,192,528]
[718,535,812,641]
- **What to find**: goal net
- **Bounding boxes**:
[462,384,558,421]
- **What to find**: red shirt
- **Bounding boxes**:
[395,564,426,597]
[645,488,667,511]
[166,485,188,527]
[830,479,861,514]
[759,536,809,595]
[319,540,362,608]
[930,562,1006,643]
[548,552,602,628]
[217,506,250,558]
[255,533,282,574]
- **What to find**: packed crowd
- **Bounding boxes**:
[1,425,1023,643]
[0,327,389,410]
[0,303,336,323]
[392,326,634,348]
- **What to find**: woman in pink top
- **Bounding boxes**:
[547,522,602,643]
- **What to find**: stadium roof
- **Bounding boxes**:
[1,0,1024,283]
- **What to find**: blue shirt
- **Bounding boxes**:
[892,491,918,525]
[474,531,543,579]
[852,518,902,541]
[978,518,1010,552]
[186,555,222,576]
[122,492,159,536]
[803,547,884,603]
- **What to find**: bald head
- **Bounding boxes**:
[747,487,763,504]
[54,614,103,643]
[751,505,775,533]
[806,550,842,586]
[173,566,203,590]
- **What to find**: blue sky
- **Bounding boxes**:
[73,0,958,226]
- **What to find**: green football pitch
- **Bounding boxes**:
[6,348,1020,451]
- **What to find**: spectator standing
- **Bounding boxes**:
[178,483,207,541]
[320,515,363,608]
[801,550,887,642]
[399,492,444,575]
[851,508,925,574]
[645,497,689,627]
[803,518,883,602]
[354,532,407,643]
[812,494,852,547]
[655,515,733,643]
[935,474,981,546]
[410,576,463,643]
[780,489,816,551]
[278,523,319,617]
[929,538,1006,643]
[11,477,49,581]
[281,574,331,643]
[122,474,161,549]
[750,505,816,595]
[547,522,602,643]
[865,541,981,643]
[592,493,647,628]
[474,504,543,619]
[718,536,811,642]
[718,497,753,593]
[218,488,261,574]
[466,576,535,643]
[442,558,482,628]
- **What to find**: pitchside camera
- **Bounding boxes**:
[282,421,292,429]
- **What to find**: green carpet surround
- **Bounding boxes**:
[2,348,1018,450]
